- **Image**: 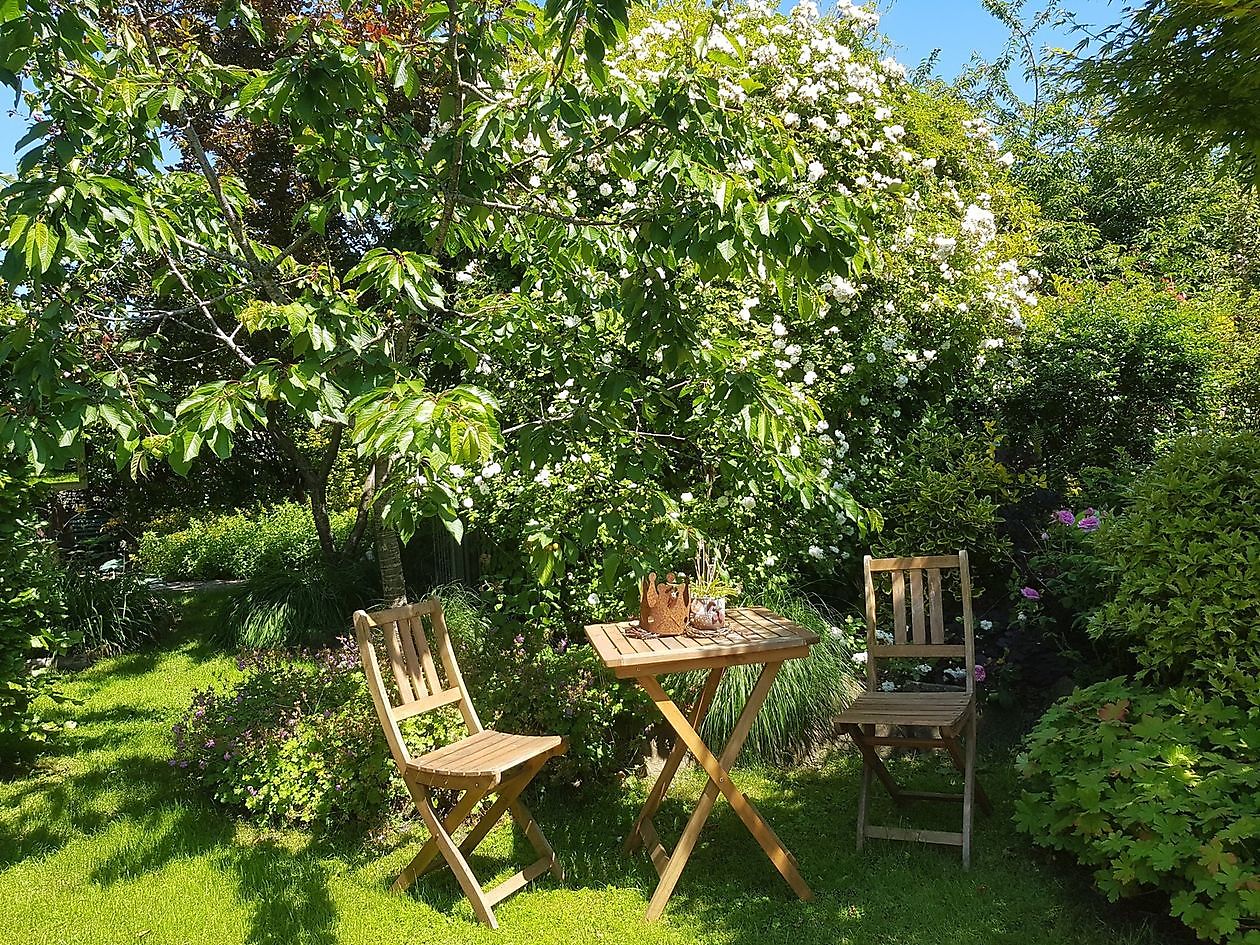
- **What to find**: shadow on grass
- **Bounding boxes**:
[219,842,338,945]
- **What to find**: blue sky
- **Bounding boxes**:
[0,1,1122,176]
[878,0,1120,92]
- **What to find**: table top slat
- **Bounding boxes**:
[584,606,819,674]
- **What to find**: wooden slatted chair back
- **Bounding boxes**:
[862,552,976,693]
[353,598,483,774]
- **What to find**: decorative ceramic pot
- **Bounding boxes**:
[689,596,727,631]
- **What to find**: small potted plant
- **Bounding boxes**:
[689,539,740,632]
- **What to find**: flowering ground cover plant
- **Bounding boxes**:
[171,638,462,829]
[1016,680,1260,944]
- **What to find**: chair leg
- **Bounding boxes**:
[843,723,903,803]
[395,784,488,890]
[942,719,992,816]
[458,757,546,860]
[413,785,499,929]
[510,799,563,882]
[962,713,976,870]
[856,734,873,851]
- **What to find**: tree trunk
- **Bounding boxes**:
[376,516,407,607]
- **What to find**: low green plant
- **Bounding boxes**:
[1088,432,1260,691]
[1016,679,1259,944]
[171,639,464,830]
[440,585,654,787]
[137,502,356,582]
[60,566,174,655]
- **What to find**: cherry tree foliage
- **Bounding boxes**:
[0,0,1039,597]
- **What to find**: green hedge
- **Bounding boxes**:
[137,502,355,582]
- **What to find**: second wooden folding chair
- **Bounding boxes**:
[836,551,992,867]
[354,599,568,929]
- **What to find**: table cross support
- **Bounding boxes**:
[626,662,814,921]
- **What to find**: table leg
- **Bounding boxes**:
[636,662,814,921]
[626,667,725,854]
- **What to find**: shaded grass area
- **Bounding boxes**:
[0,635,1191,945]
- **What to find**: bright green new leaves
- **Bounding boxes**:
[345,250,444,315]
[350,382,502,542]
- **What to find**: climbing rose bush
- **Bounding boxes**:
[449,0,1041,621]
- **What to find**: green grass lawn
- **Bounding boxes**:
[0,635,1190,945]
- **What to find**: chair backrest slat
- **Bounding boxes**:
[398,615,429,698]
[862,551,975,694]
[354,598,482,773]
[928,569,945,643]
[890,571,907,644]
[382,617,417,703]
[909,569,926,644]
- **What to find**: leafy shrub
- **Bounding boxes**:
[1016,679,1259,944]
[0,468,73,763]
[440,586,655,787]
[226,556,375,648]
[1004,279,1229,488]
[1088,433,1260,691]
[60,566,174,655]
[171,639,464,830]
[865,417,1020,595]
[137,502,355,582]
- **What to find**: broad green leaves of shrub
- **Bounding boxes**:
[1016,680,1260,944]
[1088,433,1260,691]
[0,467,74,762]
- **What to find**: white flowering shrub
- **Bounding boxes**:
[442,0,1041,619]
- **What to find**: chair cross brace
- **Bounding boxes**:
[397,755,561,930]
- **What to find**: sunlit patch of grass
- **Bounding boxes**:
[0,633,1191,945]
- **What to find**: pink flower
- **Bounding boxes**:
[1077,513,1100,531]
[1020,586,1040,600]
[1054,509,1075,525]
[974,664,987,683]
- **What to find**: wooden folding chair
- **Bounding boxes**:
[353,599,567,929]
[836,552,992,867]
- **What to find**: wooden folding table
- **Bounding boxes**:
[584,606,818,921]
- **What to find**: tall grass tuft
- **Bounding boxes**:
[228,557,376,648]
[61,567,174,655]
[695,587,861,764]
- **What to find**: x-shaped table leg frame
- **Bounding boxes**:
[625,662,814,921]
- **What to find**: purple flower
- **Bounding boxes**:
[1054,509,1075,525]
[974,664,987,683]
[1077,514,1100,532]
[513,634,524,646]
[1020,587,1041,600]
